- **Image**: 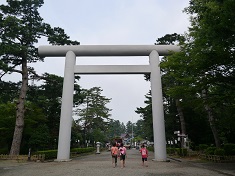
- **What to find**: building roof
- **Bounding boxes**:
[121,133,130,138]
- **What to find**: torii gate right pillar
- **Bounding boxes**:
[149,50,167,161]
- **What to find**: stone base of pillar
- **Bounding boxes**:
[54,159,72,162]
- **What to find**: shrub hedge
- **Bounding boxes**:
[147,146,154,152]
[166,143,235,157]
[70,147,95,154]
[166,147,187,156]
[35,147,95,160]
[214,148,225,156]
[205,147,216,155]
[0,148,8,154]
[223,143,235,156]
[166,147,175,155]
[35,150,57,160]
[199,144,208,153]
[198,143,235,156]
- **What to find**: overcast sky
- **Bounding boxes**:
[2,0,190,125]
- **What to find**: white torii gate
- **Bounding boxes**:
[38,45,180,162]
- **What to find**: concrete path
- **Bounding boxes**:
[0,148,235,176]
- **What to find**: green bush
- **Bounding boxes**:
[199,144,208,153]
[205,147,216,155]
[166,148,187,156]
[195,146,199,151]
[166,147,175,155]
[147,146,154,152]
[181,148,187,156]
[0,148,9,154]
[35,150,57,160]
[70,147,95,154]
[35,147,95,160]
[214,148,225,156]
[223,143,235,156]
[175,148,187,156]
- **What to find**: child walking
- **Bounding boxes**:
[139,144,148,167]
[111,142,118,168]
[119,143,127,168]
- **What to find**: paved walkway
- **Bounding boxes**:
[0,149,235,176]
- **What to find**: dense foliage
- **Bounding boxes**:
[136,0,235,148]
[0,0,79,155]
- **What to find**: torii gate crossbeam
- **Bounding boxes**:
[38,45,180,162]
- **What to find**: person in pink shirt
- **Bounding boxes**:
[139,144,148,167]
[119,143,127,168]
[111,143,119,167]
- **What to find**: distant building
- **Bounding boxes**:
[120,133,131,144]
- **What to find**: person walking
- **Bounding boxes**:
[119,143,127,168]
[139,144,148,167]
[111,142,118,168]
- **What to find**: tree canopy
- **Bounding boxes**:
[0,0,79,155]
[75,87,112,145]
[137,0,235,148]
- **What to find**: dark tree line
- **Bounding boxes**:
[0,76,137,153]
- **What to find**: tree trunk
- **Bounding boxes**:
[175,99,186,148]
[10,57,28,155]
[202,89,221,148]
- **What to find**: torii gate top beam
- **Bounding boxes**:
[38,45,180,57]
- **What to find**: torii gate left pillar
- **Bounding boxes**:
[38,45,180,162]
[56,51,76,161]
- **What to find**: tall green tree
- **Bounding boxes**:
[106,119,126,140]
[183,0,235,147]
[75,87,112,144]
[27,74,63,147]
[133,119,145,139]
[71,120,83,148]
[0,100,48,153]
[27,74,82,149]
[135,91,153,141]
[0,0,79,155]
[156,33,188,141]
[0,102,16,153]
[0,81,19,103]
[125,121,133,134]
[136,1,235,148]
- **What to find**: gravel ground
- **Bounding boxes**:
[0,149,235,176]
